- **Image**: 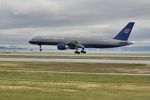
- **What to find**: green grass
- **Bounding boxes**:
[0,61,150,100]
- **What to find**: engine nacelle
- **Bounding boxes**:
[57,43,68,50]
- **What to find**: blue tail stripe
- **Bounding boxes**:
[114,22,135,41]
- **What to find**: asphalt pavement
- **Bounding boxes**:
[0,57,149,65]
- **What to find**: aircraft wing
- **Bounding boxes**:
[67,40,84,49]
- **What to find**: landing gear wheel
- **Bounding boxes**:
[39,45,42,51]
[74,51,80,54]
[40,48,42,51]
[81,51,86,54]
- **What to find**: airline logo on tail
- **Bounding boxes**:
[124,28,131,34]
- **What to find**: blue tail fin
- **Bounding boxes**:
[114,22,135,41]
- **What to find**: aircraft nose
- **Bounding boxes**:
[29,39,34,44]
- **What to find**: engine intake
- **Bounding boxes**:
[57,43,68,50]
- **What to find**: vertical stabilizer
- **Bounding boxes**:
[114,22,135,41]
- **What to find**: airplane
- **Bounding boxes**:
[29,22,135,54]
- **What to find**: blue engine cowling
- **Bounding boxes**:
[57,43,68,50]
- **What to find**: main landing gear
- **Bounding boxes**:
[81,50,86,54]
[74,48,86,54]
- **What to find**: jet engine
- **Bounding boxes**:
[57,43,68,50]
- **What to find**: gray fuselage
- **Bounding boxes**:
[29,36,132,48]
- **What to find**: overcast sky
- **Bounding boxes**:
[0,0,150,46]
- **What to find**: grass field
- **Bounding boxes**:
[0,61,150,100]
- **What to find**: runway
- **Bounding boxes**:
[0,57,150,65]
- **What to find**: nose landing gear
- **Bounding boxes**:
[39,45,42,51]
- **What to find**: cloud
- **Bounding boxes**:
[0,0,150,45]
